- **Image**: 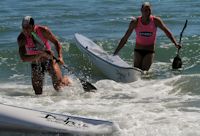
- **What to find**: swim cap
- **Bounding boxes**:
[22,16,34,27]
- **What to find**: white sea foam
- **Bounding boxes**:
[1,74,200,135]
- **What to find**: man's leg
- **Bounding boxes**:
[48,61,71,91]
[31,64,44,95]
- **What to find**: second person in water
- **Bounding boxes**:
[114,2,181,71]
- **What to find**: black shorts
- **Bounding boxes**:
[31,60,52,74]
[134,49,155,57]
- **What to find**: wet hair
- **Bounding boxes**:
[141,2,151,9]
[22,16,34,27]
[141,2,152,15]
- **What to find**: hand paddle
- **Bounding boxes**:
[172,19,188,69]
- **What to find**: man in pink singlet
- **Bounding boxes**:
[114,2,181,71]
[17,16,71,95]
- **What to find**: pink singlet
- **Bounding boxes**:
[25,25,51,55]
[135,15,157,46]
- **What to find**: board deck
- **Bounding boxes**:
[74,33,142,82]
[0,103,116,135]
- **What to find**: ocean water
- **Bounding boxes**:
[0,0,200,136]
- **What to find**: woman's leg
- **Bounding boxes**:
[134,51,143,69]
[142,53,154,71]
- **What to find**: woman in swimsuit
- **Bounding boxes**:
[114,2,181,71]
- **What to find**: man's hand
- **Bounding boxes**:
[57,56,64,65]
[36,51,52,61]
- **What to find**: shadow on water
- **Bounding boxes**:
[0,130,113,136]
[0,131,74,136]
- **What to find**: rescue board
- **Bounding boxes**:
[0,103,117,135]
[74,33,142,83]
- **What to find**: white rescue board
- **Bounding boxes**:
[74,33,142,83]
[0,103,117,135]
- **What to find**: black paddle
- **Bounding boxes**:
[31,32,97,92]
[172,19,188,69]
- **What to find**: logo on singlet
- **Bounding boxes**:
[139,32,153,37]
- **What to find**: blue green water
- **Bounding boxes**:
[0,0,199,81]
[0,0,200,136]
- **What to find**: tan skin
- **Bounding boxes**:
[114,4,181,71]
[17,24,70,95]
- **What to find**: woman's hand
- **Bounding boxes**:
[175,43,182,49]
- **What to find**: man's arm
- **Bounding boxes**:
[154,17,181,49]
[41,26,64,64]
[114,17,137,55]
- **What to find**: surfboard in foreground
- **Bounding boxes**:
[74,33,142,83]
[0,103,117,135]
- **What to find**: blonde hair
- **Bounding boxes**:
[141,2,151,8]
